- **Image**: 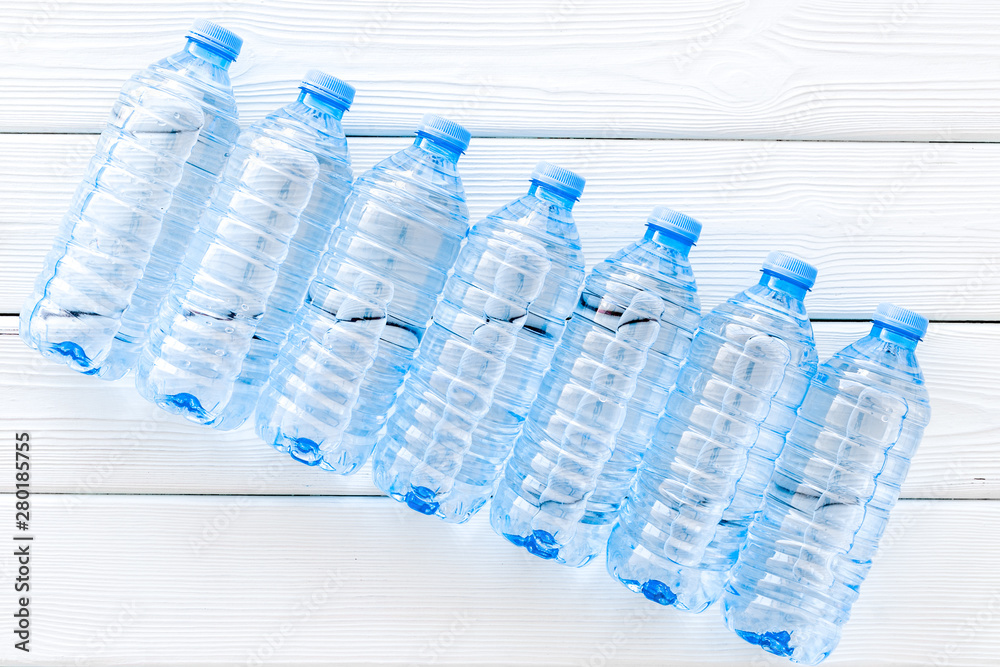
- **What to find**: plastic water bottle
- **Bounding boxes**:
[607,252,819,612]
[135,72,356,428]
[256,115,471,471]
[21,21,241,378]
[491,206,703,566]
[722,304,931,665]
[372,163,587,521]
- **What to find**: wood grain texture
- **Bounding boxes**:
[0,495,996,666]
[2,3,996,666]
[5,134,1000,319]
[2,1,1000,139]
[1,318,995,499]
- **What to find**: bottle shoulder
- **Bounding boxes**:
[705,284,813,341]
[140,50,238,118]
[355,144,469,224]
[463,195,585,270]
[588,239,700,311]
[816,337,931,423]
[485,194,581,239]
[243,107,353,181]
[679,284,817,384]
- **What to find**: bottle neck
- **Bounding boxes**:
[296,90,347,120]
[643,226,693,257]
[870,323,921,350]
[527,182,577,210]
[413,135,463,162]
[758,272,808,301]
[184,38,234,70]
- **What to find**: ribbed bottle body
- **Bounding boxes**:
[256,138,469,471]
[136,128,318,423]
[608,277,817,612]
[136,96,353,428]
[492,231,701,565]
[211,103,353,430]
[255,270,392,457]
[723,327,930,665]
[95,45,240,379]
[372,189,584,521]
[19,52,223,374]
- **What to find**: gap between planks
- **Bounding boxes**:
[1,317,998,500]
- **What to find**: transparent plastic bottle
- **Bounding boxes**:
[135,72,356,428]
[607,252,819,612]
[723,304,931,665]
[256,115,471,470]
[492,206,702,566]
[372,163,587,521]
[21,20,241,378]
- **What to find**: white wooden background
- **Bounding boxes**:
[2,1,999,665]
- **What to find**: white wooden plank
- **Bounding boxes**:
[3,0,1000,139]
[1,317,996,499]
[0,495,995,666]
[4,134,1000,319]
[0,320,382,498]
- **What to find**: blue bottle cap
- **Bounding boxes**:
[530,161,586,200]
[761,251,818,290]
[416,114,471,154]
[873,303,928,340]
[646,206,702,245]
[300,70,356,110]
[187,20,243,61]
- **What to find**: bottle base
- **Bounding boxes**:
[605,526,723,613]
[316,431,378,475]
[380,483,481,524]
[371,440,491,523]
[46,341,97,371]
[500,529,598,566]
[259,426,367,473]
[488,484,599,567]
[608,569,714,612]
[21,306,144,380]
[734,629,794,658]
[41,339,135,380]
[284,436,326,466]
[372,474,489,523]
[157,392,212,423]
[29,336,105,376]
[722,588,838,665]
[403,486,441,516]
[20,307,105,376]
